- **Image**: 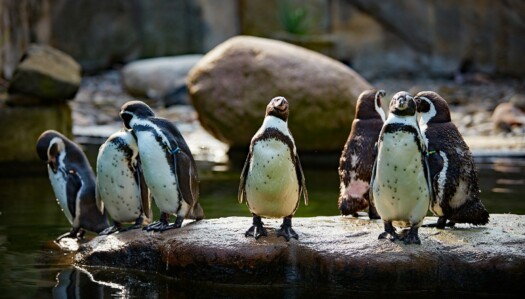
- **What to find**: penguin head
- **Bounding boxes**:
[355,89,386,121]
[266,96,289,121]
[389,91,416,116]
[414,91,451,124]
[36,130,66,173]
[120,101,155,129]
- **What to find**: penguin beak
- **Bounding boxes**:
[398,97,407,107]
[48,157,58,173]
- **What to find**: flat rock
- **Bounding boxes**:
[187,36,373,152]
[76,214,525,294]
[122,55,203,106]
[8,44,81,102]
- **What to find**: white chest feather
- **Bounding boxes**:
[48,165,74,225]
[97,142,142,223]
[245,138,299,218]
[135,130,182,215]
[373,129,430,226]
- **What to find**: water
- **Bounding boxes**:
[0,156,524,298]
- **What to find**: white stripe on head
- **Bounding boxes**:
[418,97,437,127]
[375,90,386,122]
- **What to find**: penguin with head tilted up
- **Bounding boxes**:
[120,101,203,232]
[36,130,109,240]
[96,129,152,235]
[370,92,432,245]
[415,91,489,228]
[238,96,308,241]
[338,89,385,219]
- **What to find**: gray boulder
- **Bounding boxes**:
[8,44,81,103]
[122,55,203,106]
[187,36,373,152]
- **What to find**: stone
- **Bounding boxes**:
[0,103,72,163]
[76,215,525,294]
[187,36,372,152]
[121,55,203,106]
[510,93,525,112]
[491,102,525,132]
[8,44,81,102]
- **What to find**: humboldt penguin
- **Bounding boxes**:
[338,89,385,219]
[96,129,152,235]
[370,92,432,245]
[120,101,203,232]
[238,96,308,241]
[36,130,109,240]
[415,91,489,228]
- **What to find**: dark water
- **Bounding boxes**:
[0,156,524,298]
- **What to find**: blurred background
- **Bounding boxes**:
[0,0,524,297]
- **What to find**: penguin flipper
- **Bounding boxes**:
[174,150,198,210]
[238,151,251,204]
[295,154,308,206]
[66,170,81,221]
[368,143,379,207]
[135,159,152,221]
[423,151,436,206]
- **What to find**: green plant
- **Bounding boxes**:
[278,1,310,35]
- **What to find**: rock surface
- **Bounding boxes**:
[188,36,372,151]
[76,214,525,293]
[122,55,203,106]
[8,44,81,102]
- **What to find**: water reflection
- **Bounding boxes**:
[0,157,523,297]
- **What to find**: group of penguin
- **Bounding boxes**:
[36,90,488,245]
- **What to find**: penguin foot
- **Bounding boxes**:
[99,225,120,235]
[143,220,169,232]
[368,206,381,220]
[56,228,84,241]
[378,221,399,241]
[403,227,421,245]
[157,216,184,232]
[245,215,267,239]
[276,216,298,241]
[121,217,145,232]
[422,217,455,229]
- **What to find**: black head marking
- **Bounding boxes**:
[355,89,386,120]
[120,101,156,129]
[266,96,289,121]
[36,130,67,172]
[389,91,416,116]
[414,91,451,123]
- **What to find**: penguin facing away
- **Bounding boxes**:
[120,101,203,232]
[415,91,489,228]
[96,129,152,235]
[338,89,385,219]
[370,92,432,245]
[36,130,109,240]
[238,96,308,241]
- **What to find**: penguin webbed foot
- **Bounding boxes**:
[422,217,455,229]
[378,221,399,241]
[56,228,84,242]
[121,217,145,232]
[144,216,183,232]
[99,225,120,235]
[245,215,267,240]
[276,216,298,241]
[402,226,421,245]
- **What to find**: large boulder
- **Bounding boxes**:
[7,44,81,103]
[187,36,373,152]
[122,55,203,106]
[76,215,525,294]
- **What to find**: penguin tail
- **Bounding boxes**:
[450,201,490,225]
[188,202,205,221]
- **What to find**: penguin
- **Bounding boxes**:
[238,96,308,241]
[414,91,489,228]
[370,92,432,245]
[36,130,109,240]
[119,100,203,232]
[96,129,153,235]
[338,89,385,219]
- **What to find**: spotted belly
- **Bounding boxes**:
[245,139,299,218]
[373,131,430,226]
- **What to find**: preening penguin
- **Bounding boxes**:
[96,129,152,235]
[120,101,203,232]
[36,130,109,240]
[238,96,308,241]
[370,92,432,245]
[338,89,385,219]
[415,91,489,228]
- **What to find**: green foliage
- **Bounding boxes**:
[278,1,310,35]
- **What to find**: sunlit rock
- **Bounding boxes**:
[187,36,373,152]
[76,214,525,293]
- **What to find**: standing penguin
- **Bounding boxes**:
[338,89,385,219]
[119,101,203,232]
[238,96,308,241]
[96,129,152,235]
[36,130,109,240]
[370,92,432,244]
[415,91,489,228]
